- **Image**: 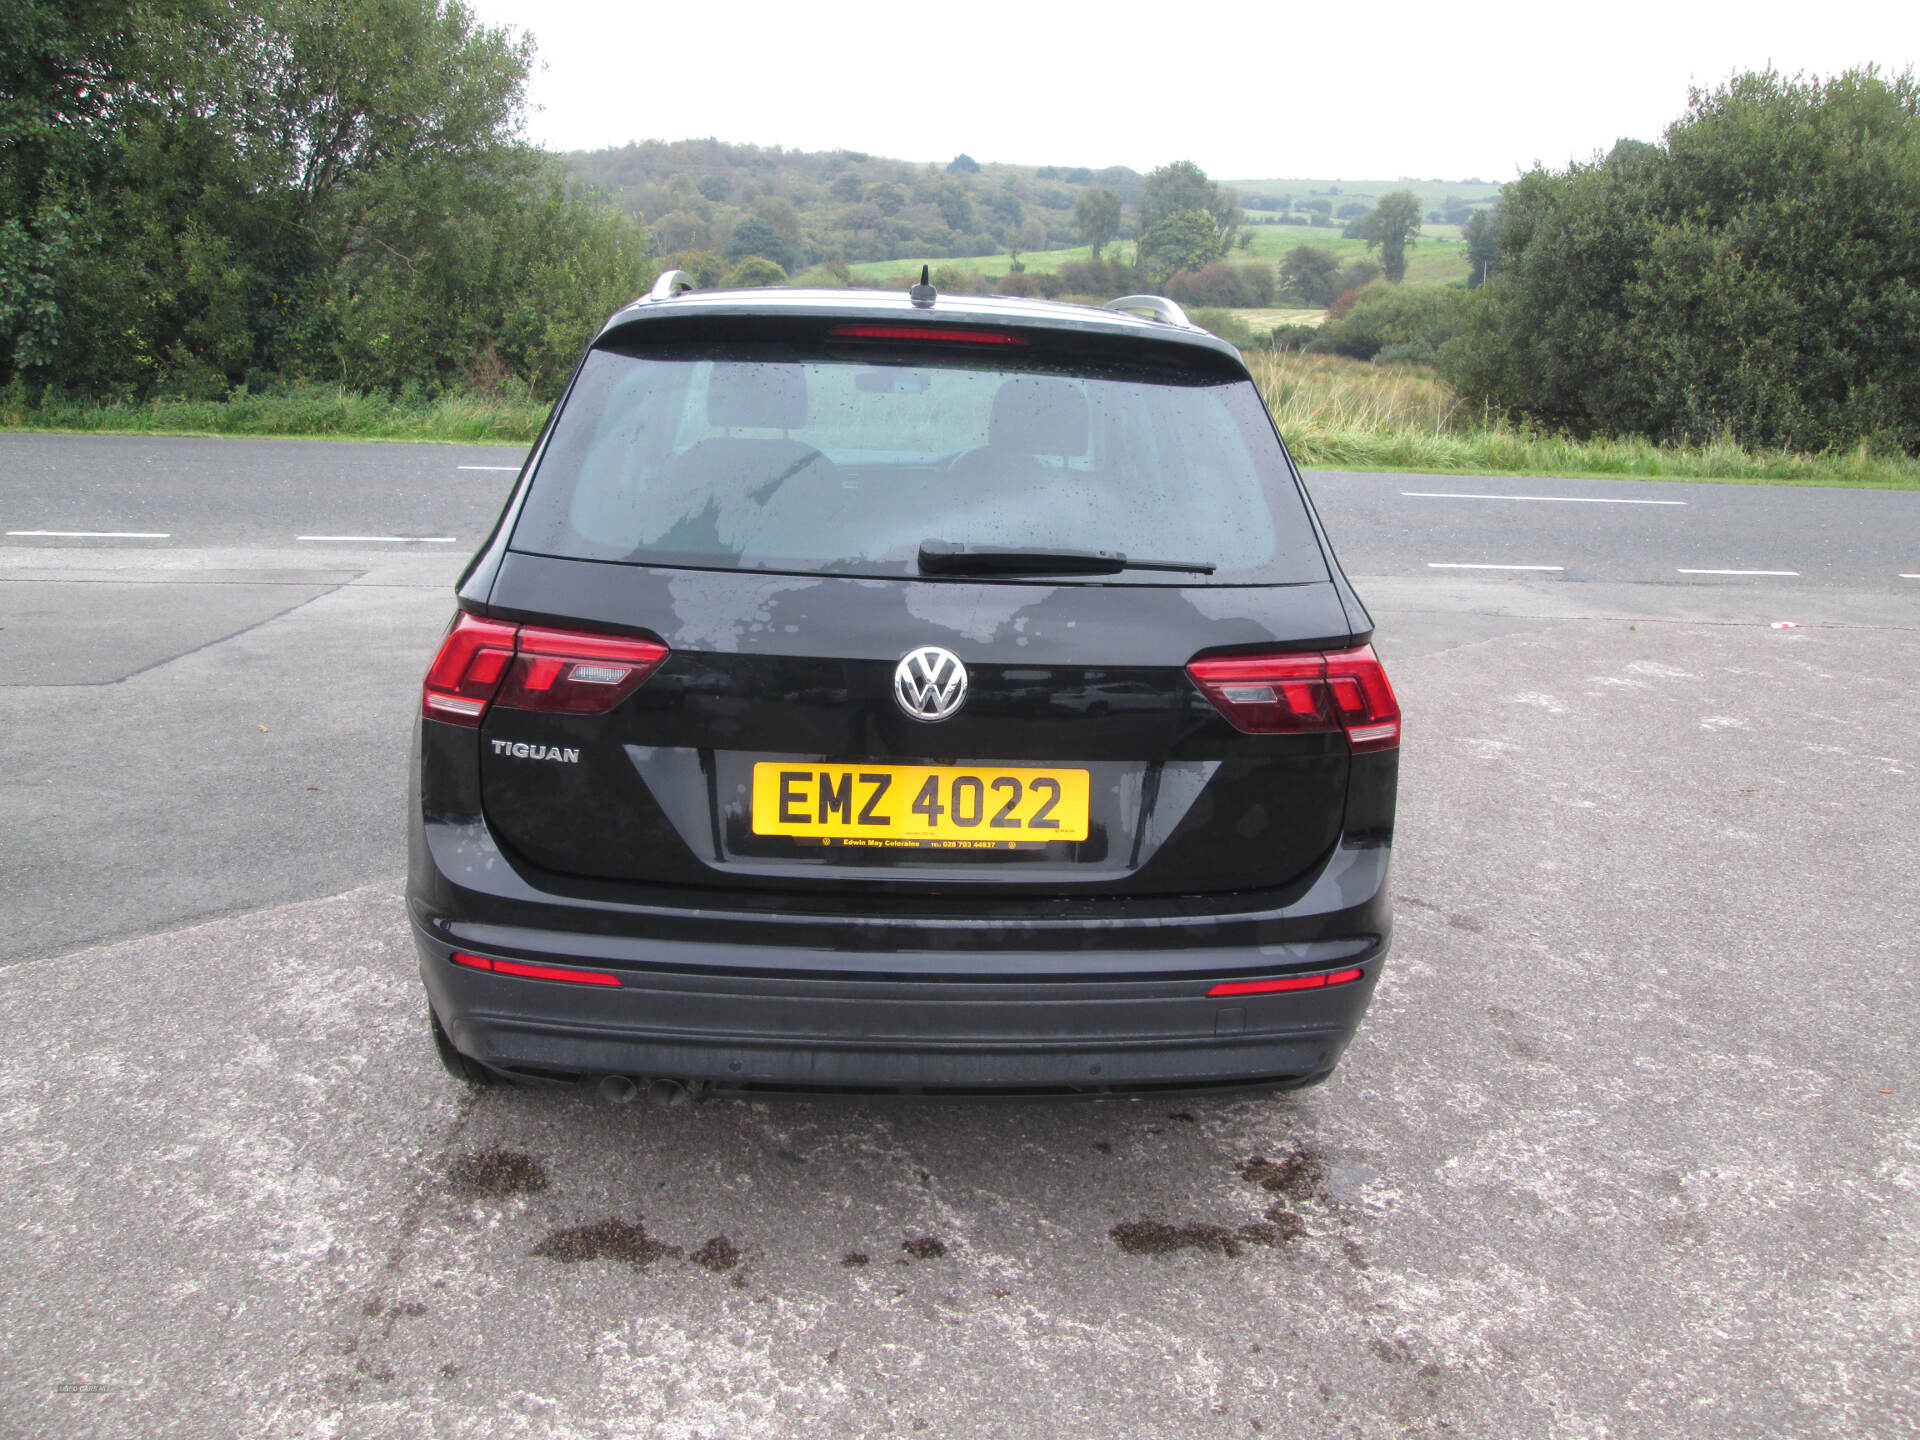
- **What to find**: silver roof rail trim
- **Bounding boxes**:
[1102,294,1193,328]
[648,269,696,301]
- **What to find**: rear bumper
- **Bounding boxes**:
[415,921,1385,1094]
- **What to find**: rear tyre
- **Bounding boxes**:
[429,1006,494,1087]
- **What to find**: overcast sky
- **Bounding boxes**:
[462,0,1914,182]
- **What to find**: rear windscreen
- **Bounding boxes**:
[508,341,1329,585]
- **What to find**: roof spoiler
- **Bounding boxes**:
[647,269,696,301]
[1102,294,1193,328]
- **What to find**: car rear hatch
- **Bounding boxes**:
[443,307,1390,898]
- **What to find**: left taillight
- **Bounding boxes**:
[1186,644,1400,752]
[422,614,520,724]
[422,613,668,727]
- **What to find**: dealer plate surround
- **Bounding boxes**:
[751,762,1091,845]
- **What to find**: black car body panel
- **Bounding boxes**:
[410,286,1398,1094]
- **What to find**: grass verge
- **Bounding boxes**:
[6,360,1915,488]
[1250,353,1920,488]
[0,384,548,445]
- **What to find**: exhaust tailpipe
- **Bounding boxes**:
[599,1074,640,1105]
[647,1077,689,1108]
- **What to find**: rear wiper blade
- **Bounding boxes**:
[917,540,1215,576]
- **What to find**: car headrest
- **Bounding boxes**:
[988,377,1089,455]
[707,364,807,429]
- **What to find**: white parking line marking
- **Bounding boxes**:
[1677,568,1799,576]
[7,529,171,538]
[296,535,457,543]
[1427,562,1565,571]
[1403,491,1686,505]
[457,465,520,471]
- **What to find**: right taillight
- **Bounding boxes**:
[422,614,668,727]
[1186,644,1400,752]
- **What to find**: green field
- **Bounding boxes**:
[1234,307,1328,330]
[846,227,1470,292]
[1226,176,1503,210]
[1235,225,1470,285]
[846,246,1097,284]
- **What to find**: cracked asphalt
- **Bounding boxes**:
[1,434,1915,1437]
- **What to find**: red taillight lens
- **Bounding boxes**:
[495,626,668,716]
[826,324,1028,346]
[1208,967,1366,997]
[422,615,667,726]
[422,613,519,724]
[1186,644,1400,752]
[451,951,622,987]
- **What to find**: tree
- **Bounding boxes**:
[947,153,980,174]
[652,211,710,252]
[1462,209,1500,287]
[720,256,787,288]
[930,181,975,233]
[1279,245,1343,307]
[0,0,651,399]
[1440,68,1920,452]
[1137,209,1223,286]
[1137,161,1241,246]
[1313,283,1476,362]
[1072,187,1121,257]
[866,181,907,215]
[1360,191,1422,282]
[725,215,796,272]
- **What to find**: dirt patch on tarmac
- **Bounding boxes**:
[533,1218,674,1268]
[690,1235,741,1273]
[1240,1147,1328,1202]
[447,1149,549,1199]
[1111,1220,1273,1258]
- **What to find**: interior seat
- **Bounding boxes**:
[936,376,1101,546]
[650,365,837,557]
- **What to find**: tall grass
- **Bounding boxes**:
[1248,352,1920,488]
[0,383,548,444]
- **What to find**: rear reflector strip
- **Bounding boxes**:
[1208,967,1365,997]
[452,951,622,987]
[827,324,1028,346]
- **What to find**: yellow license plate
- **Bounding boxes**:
[751,762,1090,845]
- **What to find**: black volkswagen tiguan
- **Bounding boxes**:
[409,275,1399,1097]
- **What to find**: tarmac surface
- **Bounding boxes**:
[1,433,1916,1437]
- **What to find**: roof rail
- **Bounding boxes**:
[647,269,696,301]
[1102,294,1193,328]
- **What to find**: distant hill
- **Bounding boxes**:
[560,140,1502,273]
[556,144,1497,284]
[562,139,1143,270]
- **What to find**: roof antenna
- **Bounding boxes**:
[908,264,936,308]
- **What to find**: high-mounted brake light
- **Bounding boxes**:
[452,951,622,987]
[1186,645,1400,752]
[826,324,1028,346]
[422,614,667,726]
[1208,967,1365,997]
